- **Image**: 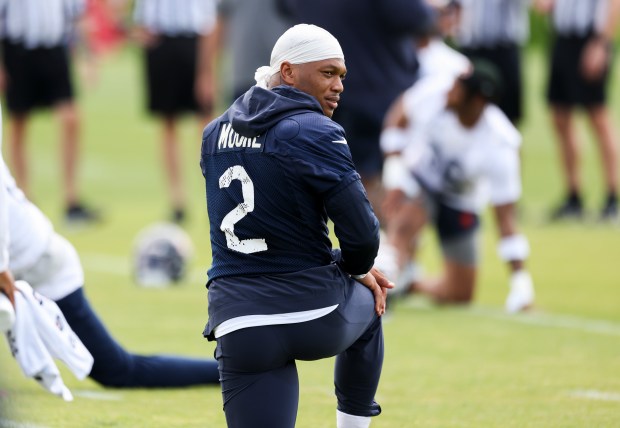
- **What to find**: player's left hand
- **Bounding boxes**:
[355,267,394,317]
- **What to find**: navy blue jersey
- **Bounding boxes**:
[200,86,380,336]
[202,85,379,282]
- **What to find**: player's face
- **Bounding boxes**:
[446,78,466,110]
[292,59,346,118]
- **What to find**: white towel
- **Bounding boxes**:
[4,281,94,401]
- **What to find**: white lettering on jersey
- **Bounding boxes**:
[218,165,268,254]
[218,123,261,151]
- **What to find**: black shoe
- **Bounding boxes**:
[600,202,618,222]
[65,203,101,225]
[172,208,186,224]
[550,200,584,221]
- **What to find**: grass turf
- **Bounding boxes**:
[0,45,619,427]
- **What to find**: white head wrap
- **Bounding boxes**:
[254,24,344,88]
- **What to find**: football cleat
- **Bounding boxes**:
[505,270,534,313]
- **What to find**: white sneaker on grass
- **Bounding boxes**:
[505,270,534,313]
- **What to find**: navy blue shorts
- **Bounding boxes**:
[215,280,383,428]
[56,287,220,388]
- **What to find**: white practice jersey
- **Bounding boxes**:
[0,160,53,271]
[401,77,522,213]
[416,38,470,81]
[0,0,86,49]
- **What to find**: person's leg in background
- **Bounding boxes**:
[550,104,584,218]
[7,113,30,196]
[160,115,186,223]
[55,100,83,214]
[56,287,220,388]
[585,105,618,220]
[547,35,587,220]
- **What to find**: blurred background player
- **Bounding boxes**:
[455,0,530,126]
[379,62,534,313]
[534,0,620,221]
[0,0,100,224]
[415,0,470,80]
[278,0,436,218]
[133,0,218,223]
[215,0,293,101]
[0,104,220,388]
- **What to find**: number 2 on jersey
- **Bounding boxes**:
[218,165,268,254]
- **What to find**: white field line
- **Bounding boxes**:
[402,299,620,337]
[80,253,207,284]
[0,419,49,428]
[82,253,620,337]
[72,390,123,401]
[467,306,620,337]
[568,389,620,402]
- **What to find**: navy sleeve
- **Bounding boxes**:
[282,117,380,275]
[325,179,380,275]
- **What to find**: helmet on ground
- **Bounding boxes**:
[133,222,194,287]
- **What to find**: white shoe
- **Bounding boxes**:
[394,261,422,296]
[505,270,534,313]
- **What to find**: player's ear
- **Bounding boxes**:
[280,62,296,85]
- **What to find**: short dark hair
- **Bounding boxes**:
[459,59,503,103]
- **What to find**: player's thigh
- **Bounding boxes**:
[222,360,299,428]
[216,284,376,372]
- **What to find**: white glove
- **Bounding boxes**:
[505,270,534,313]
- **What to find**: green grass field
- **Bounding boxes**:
[0,46,619,428]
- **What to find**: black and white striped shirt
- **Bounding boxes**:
[134,0,217,36]
[457,0,530,48]
[0,0,85,49]
[552,0,607,37]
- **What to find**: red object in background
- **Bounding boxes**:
[85,0,126,55]
[459,212,475,228]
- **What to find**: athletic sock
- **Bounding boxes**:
[336,410,371,428]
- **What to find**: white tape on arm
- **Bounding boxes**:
[380,127,409,154]
[497,234,530,262]
[382,155,419,198]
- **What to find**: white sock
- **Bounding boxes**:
[336,410,371,428]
